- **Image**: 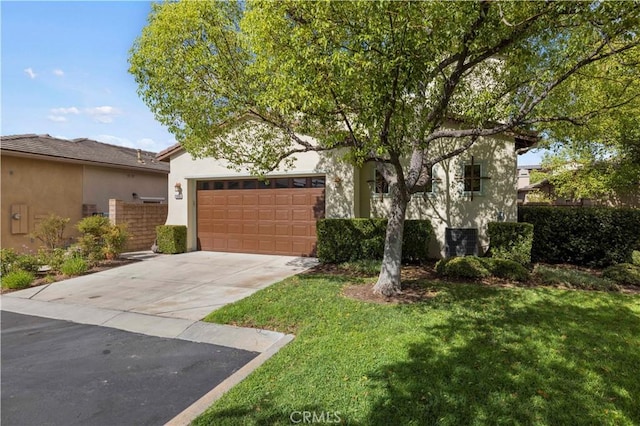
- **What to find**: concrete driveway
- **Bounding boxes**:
[1,251,316,425]
[3,251,317,321]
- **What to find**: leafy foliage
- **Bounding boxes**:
[156,225,187,254]
[29,214,70,250]
[317,219,432,264]
[1,270,35,290]
[76,216,129,264]
[532,265,620,292]
[487,222,534,265]
[602,263,640,286]
[130,0,640,295]
[480,258,531,282]
[435,256,491,280]
[60,256,89,276]
[0,248,19,276]
[519,206,640,267]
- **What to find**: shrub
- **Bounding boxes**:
[0,248,19,275]
[36,248,66,272]
[632,251,640,267]
[14,253,42,273]
[602,263,640,286]
[156,225,187,254]
[76,216,129,263]
[487,222,533,265]
[480,258,531,282]
[1,270,35,290]
[60,256,89,276]
[29,213,70,250]
[435,256,491,280]
[316,219,433,264]
[532,265,619,291]
[519,206,640,267]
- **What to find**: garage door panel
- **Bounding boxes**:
[198,185,324,256]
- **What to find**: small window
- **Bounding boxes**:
[258,180,271,189]
[275,178,290,188]
[463,163,482,192]
[373,169,389,194]
[214,181,225,190]
[292,178,307,188]
[227,180,240,190]
[242,180,257,189]
[311,177,325,188]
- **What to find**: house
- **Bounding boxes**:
[157,119,535,259]
[1,134,170,252]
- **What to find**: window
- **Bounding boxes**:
[373,169,389,194]
[196,176,325,190]
[414,167,436,194]
[464,164,482,192]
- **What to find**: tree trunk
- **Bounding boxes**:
[372,189,408,296]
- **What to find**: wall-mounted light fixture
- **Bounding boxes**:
[174,182,183,200]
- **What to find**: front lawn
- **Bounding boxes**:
[197,272,640,425]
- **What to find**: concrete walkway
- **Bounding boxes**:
[1,251,317,425]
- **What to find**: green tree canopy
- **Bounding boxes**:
[130,0,640,295]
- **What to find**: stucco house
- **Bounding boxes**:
[1,134,170,252]
[157,120,535,259]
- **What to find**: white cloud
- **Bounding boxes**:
[24,68,37,79]
[85,106,121,123]
[47,115,67,123]
[51,107,80,115]
[94,134,135,148]
[53,69,64,77]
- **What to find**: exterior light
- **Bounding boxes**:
[174,182,183,200]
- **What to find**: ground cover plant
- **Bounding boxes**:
[198,268,640,425]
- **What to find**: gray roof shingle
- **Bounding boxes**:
[1,134,169,173]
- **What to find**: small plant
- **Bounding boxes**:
[532,265,619,291]
[1,270,35,290]
[60,256,89,276]
[435,256,491,280]
[480,258,530,282]
[76,216,129,263]
[156,225,187,254]
[0,248,19,275]
[14,253,42,273]
[632,250,640,267]
[602,263,640,286]
[339,259,382,276]
[29,213,70,250]
[36,248,66,272]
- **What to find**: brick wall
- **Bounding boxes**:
[109,199,168,251]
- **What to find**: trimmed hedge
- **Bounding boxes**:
[487,222,533,265]
[435,256,491,280]
[519,206,640,267]
[156,225,187,254]
[316,219,433,264]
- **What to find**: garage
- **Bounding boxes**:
[196,176,325,256]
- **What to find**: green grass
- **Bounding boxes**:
[197,274,640,425]
[1,270,35,290]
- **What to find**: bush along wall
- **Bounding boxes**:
[519,206,640,267]
[156,225,187,254]
[316,219,433,264]
[487,222,534,266]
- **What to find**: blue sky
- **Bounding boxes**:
[1,1,177,153]
[1,1,545,164]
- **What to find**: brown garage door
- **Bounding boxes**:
[196,177,325,256]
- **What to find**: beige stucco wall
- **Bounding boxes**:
[1,155,84,252]
[82,165,168,214]
[164,148,356,251]
[364,135,518,258]
[164,128,518,257]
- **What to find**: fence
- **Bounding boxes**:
[108,199,168,252]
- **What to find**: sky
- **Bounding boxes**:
[1,1,177,154]
[1,1,545,164]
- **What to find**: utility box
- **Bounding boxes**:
[445,228,478,257]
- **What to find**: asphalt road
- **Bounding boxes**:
[1,311,258,426]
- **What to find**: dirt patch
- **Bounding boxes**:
[342,281,438,305]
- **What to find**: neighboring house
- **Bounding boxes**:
[1,134,170,252]
[157,119,535,258]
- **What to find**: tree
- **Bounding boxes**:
[532,49,640,202]
[130,1,640,296]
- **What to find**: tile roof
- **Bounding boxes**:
[1,134,169,173]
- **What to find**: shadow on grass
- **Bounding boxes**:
[364,289,640,425]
